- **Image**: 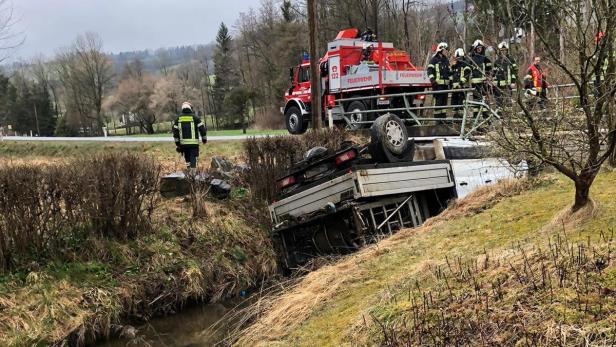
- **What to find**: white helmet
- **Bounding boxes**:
[498,41,509,50]
[454,48,465,58]
[436,42,449,53]
[472,39,485,49]
[181,101,193,113]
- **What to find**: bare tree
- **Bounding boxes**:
[492,0,616,212]
[108,74,157,134]
[0,0,23,62]
[54,33,113,135]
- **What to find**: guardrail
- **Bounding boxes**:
[328,83,582,139]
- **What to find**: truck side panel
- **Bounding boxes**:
[270,173,356,224]
[354,163,454,198]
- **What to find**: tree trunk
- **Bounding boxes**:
[529,2,535,62]
[572,179,591,212]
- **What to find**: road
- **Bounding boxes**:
[0,135,273,142]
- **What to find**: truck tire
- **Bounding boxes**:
[346,101,367,130]
[369,113,415,163]
[285,106,308,135]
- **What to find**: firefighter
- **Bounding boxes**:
[359,28,377,42]
[524,56,549,109]
[469,39,492,118]
[591,31,615,97]
[427,42,451,124]
[493,41,518,108]
[172,101,207,170]
[450,48,472,119]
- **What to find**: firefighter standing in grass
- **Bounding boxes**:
[173,102,207,170]
[469,39,492,118]
[493,41,518,108]
[450,48,472,119]
[427,42,452,124]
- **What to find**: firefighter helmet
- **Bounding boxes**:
[454,48,465,58]
[181,101,194,113]
[436,42,449,53]
[498,41,509,50]
[472,39,485,49]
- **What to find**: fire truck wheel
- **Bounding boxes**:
[285,106,307,134]
[346,101,367,130]
[369,113,415,163]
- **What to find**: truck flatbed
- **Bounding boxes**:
[269,160,455,225]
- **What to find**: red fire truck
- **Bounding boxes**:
[282,28,431,134]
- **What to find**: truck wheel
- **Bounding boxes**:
[369,113,415,163]
[285,106,307,135]
[346,101,367,130]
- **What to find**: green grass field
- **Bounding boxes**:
[110,128,288,138]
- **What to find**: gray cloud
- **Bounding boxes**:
[10,0,261,60]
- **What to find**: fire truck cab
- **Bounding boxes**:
[283,28,431,134]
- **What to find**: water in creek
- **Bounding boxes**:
[96,301,240,347]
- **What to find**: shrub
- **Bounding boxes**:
[76,152,161,239]
[0,152,161,272]
[243,128,349,202]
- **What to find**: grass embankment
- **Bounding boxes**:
[0,143,278,346]
[0,140,244,171]
[238,172,616,346]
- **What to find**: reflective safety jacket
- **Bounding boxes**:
[525,64,548,91]
[591,51,615,82]
[451,59,472,89]
[427,53,452,86]
[494,54,518,87]
[469,53,492,84]
[173,112,207,146]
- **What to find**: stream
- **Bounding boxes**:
[96,301,241,347]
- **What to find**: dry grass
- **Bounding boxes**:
[235,178,536,346]
[235,172,616,346]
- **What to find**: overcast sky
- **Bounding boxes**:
[9,0,261,60]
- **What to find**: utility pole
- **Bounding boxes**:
[308,0,322,129]
[33,104,41,136]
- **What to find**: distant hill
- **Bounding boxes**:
[108,43,216,75]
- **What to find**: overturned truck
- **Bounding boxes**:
[269,114,457,269]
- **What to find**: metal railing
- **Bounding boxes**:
[329,87,498,139]
[328,83,582,139]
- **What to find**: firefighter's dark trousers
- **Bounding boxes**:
[181,146,199,169]
[432,84,449,124]
[472,83,489,119]
[494,85,512,109]
[450,89,467,119]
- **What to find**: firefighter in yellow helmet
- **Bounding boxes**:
[427,42,452,124]
[450,48,472,119]
[172,102,207,169]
